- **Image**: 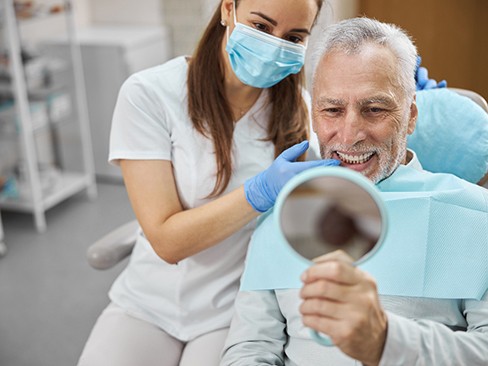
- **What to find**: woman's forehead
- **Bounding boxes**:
[237,0,319,27]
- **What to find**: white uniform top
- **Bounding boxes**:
[108,56,316,341]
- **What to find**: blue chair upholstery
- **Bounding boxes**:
[408,89,488,184]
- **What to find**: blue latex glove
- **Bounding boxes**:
[415,56,447,91]
[244,141,340,212]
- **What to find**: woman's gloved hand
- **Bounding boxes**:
[415,56,447,90]
[244,141,340,212]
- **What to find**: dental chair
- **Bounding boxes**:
[86,88,488,270]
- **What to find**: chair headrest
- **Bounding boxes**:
[407,89,488,183]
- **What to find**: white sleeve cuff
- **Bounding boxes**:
[379,312,420,366]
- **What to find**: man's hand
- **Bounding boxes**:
[299,250,388,366]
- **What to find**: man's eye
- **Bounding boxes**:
[319,108,343,118]
[324,108,341,114]
[367,107,385,113]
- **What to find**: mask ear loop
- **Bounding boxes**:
[232,0,237,25]
[225,0,237,42]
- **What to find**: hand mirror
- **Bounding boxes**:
[274,166,388,346]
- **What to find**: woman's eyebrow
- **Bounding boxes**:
[250,11,311,34]
[250,11,277,26]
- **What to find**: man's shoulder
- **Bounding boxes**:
[381,165,485,194]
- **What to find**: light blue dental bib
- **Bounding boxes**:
[240,165,488,300]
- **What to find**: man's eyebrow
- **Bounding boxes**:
[316,97,346,106]
[250,12,311,34]
[358,96,395,106]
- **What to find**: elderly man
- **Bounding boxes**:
[220,18,488,366]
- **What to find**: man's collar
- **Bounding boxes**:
[405,149,422,171]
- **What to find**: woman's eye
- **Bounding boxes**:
[253,23,269,33]
[286,35,303,44]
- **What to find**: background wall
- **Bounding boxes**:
[73,0,359,75]
[12,0,358,70]
[34,0,486,99]
[162,0,215,56]
[358,0,488,101]
[72,0,92,27]
[88,0,164,25]
[75,0,213,57]
[305,0,358,87]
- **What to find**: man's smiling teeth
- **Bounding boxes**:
[336,151,375,164]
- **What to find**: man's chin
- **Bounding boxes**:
[369,163,401,184]
[340,162,387,184]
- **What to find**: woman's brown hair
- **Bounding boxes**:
[188,0,324,197]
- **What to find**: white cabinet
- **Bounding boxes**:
[0,0,97,232]
[44,25,173,181]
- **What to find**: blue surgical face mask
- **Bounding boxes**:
[225,2,307,88]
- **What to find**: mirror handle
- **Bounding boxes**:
[309,329,334,347]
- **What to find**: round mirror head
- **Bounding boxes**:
[277,167,387,264]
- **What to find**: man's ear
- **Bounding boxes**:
[407,94,418,135]
[221,0,234,26]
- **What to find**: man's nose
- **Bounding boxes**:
[338,111,366,145]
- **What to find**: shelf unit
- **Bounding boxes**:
[0,0,97,233]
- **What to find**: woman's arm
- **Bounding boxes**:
[121,142,339,263]
[121,159,258,264]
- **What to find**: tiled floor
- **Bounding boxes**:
[0,182,134,366]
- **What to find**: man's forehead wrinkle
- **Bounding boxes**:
[316,95,397,107]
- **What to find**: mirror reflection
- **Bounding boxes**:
[279,175,383,262]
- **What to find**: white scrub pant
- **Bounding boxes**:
[77,302,229,366]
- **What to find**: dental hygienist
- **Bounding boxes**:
[78,1,336,365]
[77,1,443,365]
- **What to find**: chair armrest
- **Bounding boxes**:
[87,219,139,270]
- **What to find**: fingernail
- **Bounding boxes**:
[301,271,307,282]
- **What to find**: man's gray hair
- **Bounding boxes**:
[312,17,418,100]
